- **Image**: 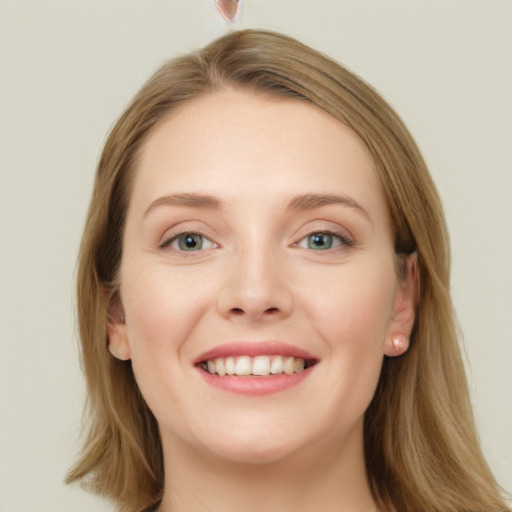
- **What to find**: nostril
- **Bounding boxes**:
[228,306,280,317]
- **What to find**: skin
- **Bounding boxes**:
[108,90,416,512]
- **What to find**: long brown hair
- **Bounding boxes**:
[67,29,510,512]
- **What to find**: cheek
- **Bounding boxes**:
[302,260,396,352]
[120,262,215,359]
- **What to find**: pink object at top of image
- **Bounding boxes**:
[215,0,240,21]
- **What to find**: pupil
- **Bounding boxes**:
[181,234,201,250]
[313,235,326,246]
[310,233,332,250]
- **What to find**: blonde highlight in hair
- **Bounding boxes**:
[67,30,509,511]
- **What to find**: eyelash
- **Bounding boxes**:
[159,229,354,253]
[295,230,354,251]
[159,231,217,252]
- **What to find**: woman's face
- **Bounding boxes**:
[108,90,415,465]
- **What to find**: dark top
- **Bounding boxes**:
[140,502,160,512]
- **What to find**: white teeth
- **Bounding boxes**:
[203,355,311,376]
[225,357,235,375]
[270,355,284,374]
[215,358,226,376]
[235,356,252,376]
[252,356,271,376]
[283,356,295,375]
[294,358,305,373]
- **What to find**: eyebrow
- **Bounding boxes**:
[143,193,221,218]
[288,193,370,220]
[143,192,370,221]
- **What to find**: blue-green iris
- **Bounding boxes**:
[178,233,203,251]
[307,233,334,250]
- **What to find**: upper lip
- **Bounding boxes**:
[194,341,318,364]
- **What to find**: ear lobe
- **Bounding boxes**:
[106,297,131,361]
[383,254,418,358]
[107,322,131,361]
[384,334,409,357]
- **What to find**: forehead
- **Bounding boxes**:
[131,90,388,223]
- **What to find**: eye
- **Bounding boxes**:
[297,232,350,251]
[162,232,217,252]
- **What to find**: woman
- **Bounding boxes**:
[67,30,510,512]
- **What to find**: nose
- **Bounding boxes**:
[216,244,293,323]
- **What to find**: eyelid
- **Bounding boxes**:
[296,230,354,250]
[294,222,355,247]
[158,229,218,251]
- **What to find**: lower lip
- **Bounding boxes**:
[197,367,313,396]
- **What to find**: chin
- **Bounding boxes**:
[204,437,304,466]
[189,416,345,468]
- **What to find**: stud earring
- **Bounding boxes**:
[390,335,409,356]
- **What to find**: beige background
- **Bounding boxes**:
[0,1,510,510]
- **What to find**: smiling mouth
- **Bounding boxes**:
[199,355,317,377]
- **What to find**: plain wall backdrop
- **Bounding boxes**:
[0,1,510,510]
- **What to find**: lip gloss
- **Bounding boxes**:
[197,366,313,396]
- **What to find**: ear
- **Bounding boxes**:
[383,254,418,357]
[106,294,131,361]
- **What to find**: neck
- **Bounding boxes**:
[158,425,377,512]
